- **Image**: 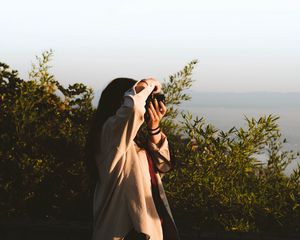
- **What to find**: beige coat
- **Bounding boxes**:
[92,80,180,240]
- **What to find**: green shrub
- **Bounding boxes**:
[160,65,300,232]
[0,50,94,220]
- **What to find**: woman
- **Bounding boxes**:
[86,77,180,240]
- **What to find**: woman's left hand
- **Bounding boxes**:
[146,99,167,129]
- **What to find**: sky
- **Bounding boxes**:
[1,0,300,93]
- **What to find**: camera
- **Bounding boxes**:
[144,92,166,123]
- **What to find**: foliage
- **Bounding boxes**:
[0,50,94,220]
[163,114,300,232]
[1,51,300,233]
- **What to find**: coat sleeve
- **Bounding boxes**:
[147,131,173,179]
[101,80,155,159]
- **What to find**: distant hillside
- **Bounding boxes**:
[181,90,300,108]
[92,90,300,108]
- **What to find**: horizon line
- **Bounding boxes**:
[92,89,300,94]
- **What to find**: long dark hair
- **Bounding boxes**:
[85,78,147,187]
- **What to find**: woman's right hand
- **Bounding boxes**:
[140,77,161,94]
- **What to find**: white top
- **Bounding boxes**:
[91,80,179,240]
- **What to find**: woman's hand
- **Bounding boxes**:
[146,98,167,129]
[146,99,167,146]
[135,77,161,94]
[143,77,162,94]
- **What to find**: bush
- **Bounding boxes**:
[0,50,94,220]
[160,64,300,233]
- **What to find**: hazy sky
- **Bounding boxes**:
[1,0,300,92]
